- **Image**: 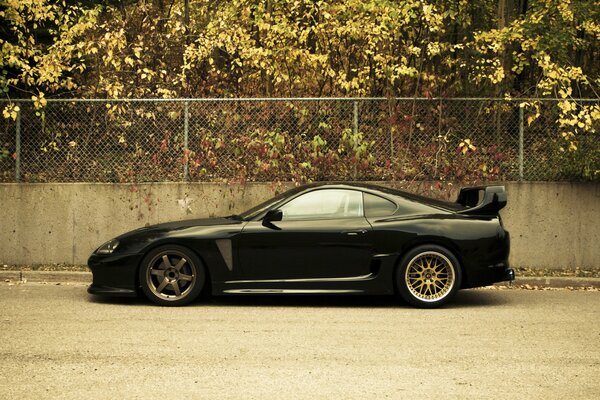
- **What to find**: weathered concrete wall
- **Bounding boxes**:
[1,182,598,268]
[500,182,600,269]
[0,183,281,265]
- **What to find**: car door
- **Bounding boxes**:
[237,189,373,280]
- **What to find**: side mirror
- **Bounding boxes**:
[263,209,283,224]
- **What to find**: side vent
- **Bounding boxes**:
[215,239,233,271]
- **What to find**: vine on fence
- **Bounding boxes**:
[183,125,502,186]
[0,99,598,183]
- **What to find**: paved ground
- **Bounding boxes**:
[1,283,599,399]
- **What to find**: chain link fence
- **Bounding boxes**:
[1,98,598,183]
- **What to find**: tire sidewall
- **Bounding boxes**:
[139,245,205,306]
[396,244,462,308]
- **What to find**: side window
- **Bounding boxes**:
[364,193,397,218]
[280,189,363,220]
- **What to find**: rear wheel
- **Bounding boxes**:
[139,245,205,306]
[396,245,462,308]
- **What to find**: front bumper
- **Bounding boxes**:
[87,252,144,297]
[88,285,137,297]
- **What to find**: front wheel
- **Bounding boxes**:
[396,245,462,308]
[139,245,205,306]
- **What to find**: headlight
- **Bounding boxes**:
[96,239,119,254]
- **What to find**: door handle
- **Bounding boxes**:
[342,229,367,236]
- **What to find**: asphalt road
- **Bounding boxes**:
[1,283,599,399]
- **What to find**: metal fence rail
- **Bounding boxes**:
[1,98,598,183]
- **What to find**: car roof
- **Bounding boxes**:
[298,182,465,212]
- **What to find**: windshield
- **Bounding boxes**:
[238,186,306,220]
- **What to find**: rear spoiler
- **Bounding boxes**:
[456,186,507,216]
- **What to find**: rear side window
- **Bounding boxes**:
[364,193,397,218]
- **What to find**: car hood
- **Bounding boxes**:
[109,216,243,255]
[116,217,241,239]
[147,217,240,231]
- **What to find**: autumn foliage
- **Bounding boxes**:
[1,0,599,182]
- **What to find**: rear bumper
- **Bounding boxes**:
[505,268,515,282]
[462,263,515,289]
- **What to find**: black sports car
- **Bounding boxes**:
[88,183,514,308]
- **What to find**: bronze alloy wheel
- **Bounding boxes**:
[405,251,455,302]
[140,245,205,306]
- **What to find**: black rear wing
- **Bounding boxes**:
[456,186,507,216]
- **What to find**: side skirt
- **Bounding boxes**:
[223,289,363,294]
[212,255,398,295]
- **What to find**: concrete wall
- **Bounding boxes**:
[501,182,600,269]
[1,182,598,268]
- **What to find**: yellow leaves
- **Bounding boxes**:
[32,92,47,109]
[580,20,600,40]
[591,106,600,121]
[408,46,421,56]
[40,141,60,153]
[561,140,578,152]
[103,80,124,98]
[470,57,505,85]
[490,63,505,84]
[556,102,599,154]
[139,68,154,81]
[2,104,20,120]
[426,42,441,57]
[561,131,575,139]
[1,0,597,113]
[520,101,541,126]
[558,103,597,133]
[422,3,443,32]
[558,100,576,113]
[556,1,574,23]
[459,139,476,155]
[2,0,99,97]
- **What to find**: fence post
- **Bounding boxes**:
[518,105,524,181]
[15,104,21,182]
[388,100,394,161]
[353,100,358,179]
[183,101,189,181]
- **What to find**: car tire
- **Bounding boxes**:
[396,245,462,308]
[139,245,205,306]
